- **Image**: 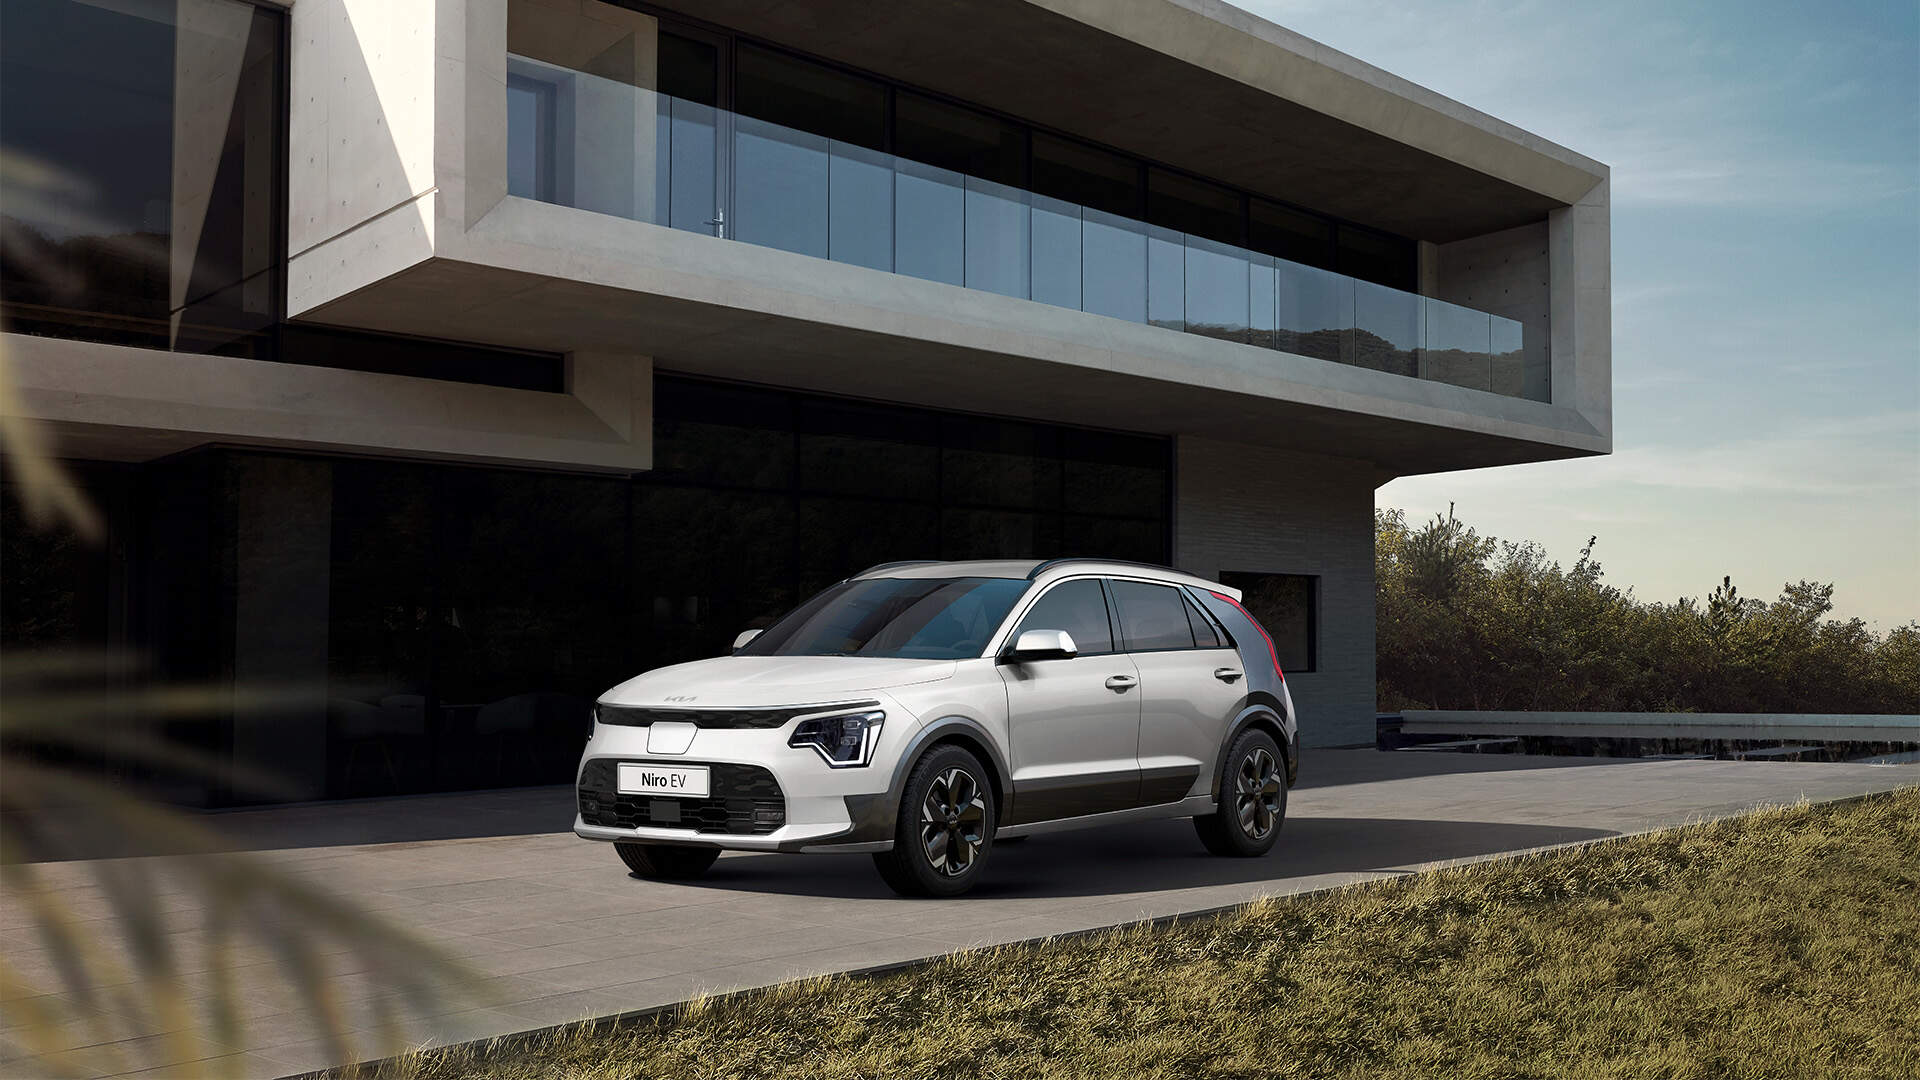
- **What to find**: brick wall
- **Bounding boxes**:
[1174,436,1378,747]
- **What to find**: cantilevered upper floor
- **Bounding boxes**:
[283,0,1611,477]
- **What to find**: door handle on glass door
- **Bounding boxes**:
[1213,667,1243,683]
[1104,675,1137,692]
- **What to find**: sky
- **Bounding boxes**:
[1241,0,1920,628]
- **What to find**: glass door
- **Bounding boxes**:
[656,28,731,238]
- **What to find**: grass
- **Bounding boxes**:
[362,788,1920,1080]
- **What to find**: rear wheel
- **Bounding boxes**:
[1194,729,1287,857]
[616,842,719,880]
[873,744,996,897]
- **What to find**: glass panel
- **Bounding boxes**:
[893,91,1026,187]
[965,176,1030,299]
[734,42,886,151]
[733,115,828,258]
[829,140,892,271]
[1217,571,1315,672]
[1353,279,1420,377]
[1109,580,1196,651]
[1147,225,1185,332]
[942,507,1041,559]
[667,96,718,233]
[1015,578,1114,654]
[506,75,551,200]
[1030,194,1081,311]
[1275,261,1351,363]
[655,31,717,105]
[633,485,796,667]
[1082,208,1146,323]
[893,157,964,286]
[797,498,940,595]
[798,397,940,500]
[1184,235,1250,344]
[1147,167,1241,246]
[1248,253,1277,351]
[941,413,1058,510]
[1060,428,1167,518]
[1422,296,1492,392]
[0,0,283,356]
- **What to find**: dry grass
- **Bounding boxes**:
[363,788,1920,1080]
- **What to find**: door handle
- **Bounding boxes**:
[1104,675,1137,692]
[1213,667,1244,683]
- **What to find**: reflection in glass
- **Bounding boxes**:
[1147,225,1185,332]
[830,141,892,271]
[1185,235,1250,344]
[1249,253,1277,351]
[1030,195,1081,311]
[667,97,718,234]
[1276,261,1351,363]
[893,158,964,286]
[1353,279,1420,377]
[1423,296,1492,392]
[733,116,828,257]
[1082,209,1147,324]
[965,177,1031,300]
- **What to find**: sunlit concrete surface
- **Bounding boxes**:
[4,750,1913,1078]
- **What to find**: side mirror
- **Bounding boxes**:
[999,628,1078,663]
[732,629,762,652]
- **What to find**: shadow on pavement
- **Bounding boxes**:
[666,813,1616,901]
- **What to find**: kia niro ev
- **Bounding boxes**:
[575,559,1298,897]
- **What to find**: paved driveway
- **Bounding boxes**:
[4,750,1914,1078]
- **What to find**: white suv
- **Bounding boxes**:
[575,559,1298,896]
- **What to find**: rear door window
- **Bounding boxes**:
[1108,580,1196,652]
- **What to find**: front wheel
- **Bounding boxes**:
[616,842,719,880]
[872,744,996,897]
[1193,729,1287,857]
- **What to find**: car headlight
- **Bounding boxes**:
[789,710,885,767]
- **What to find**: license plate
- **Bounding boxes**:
[617,763,710,798]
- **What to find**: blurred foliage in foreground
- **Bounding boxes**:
[1376,507,1920,713]
[355,788,1920,1080]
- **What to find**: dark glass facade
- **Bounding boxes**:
[3,377,1169,805]
[0,0,285,356]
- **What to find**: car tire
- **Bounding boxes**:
[616,842,720,880]
[1193,728,1287,857]
[872,744,996,897]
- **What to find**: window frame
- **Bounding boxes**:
[1104,575,1210,655]
[992,574,1117,658]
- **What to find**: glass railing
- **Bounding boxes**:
[506,55,1546,402]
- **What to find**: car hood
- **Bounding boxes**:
[599,655,958,707]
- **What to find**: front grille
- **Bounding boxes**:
[596,701,879,729]
[577,759,786,835]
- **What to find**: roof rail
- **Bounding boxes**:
[850,560,943,578]
[1026,557,1179,580]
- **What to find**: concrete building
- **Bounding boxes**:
[0,0,1609,804]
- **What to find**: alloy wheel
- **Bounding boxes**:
[1235,747,1282,840]
[920,766,987,876]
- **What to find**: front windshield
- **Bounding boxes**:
[740,577,1031,660]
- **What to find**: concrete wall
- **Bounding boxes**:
[1175,436,1379,748]
[1422,220,1553,402]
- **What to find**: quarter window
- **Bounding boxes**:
[1011,578,1112,655]
[1108,580,1195,652]
[1182,592,1224,648]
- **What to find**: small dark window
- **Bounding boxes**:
[1182,593,1223,648]
[893,92,1027,187]
[1109,580,1195,652]
[1218,572,1316,673]
[1013,578,1113,655]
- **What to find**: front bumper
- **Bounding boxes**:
[574,719,902,853]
